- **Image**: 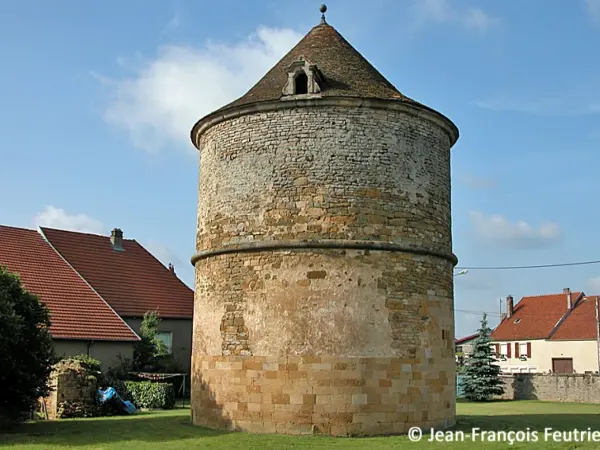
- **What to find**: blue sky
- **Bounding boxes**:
[2,0,600,338]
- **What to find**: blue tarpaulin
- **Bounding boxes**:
[97,387,136,414]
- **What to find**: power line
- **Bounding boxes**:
[456,259,600,271]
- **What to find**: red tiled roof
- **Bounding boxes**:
[491,292,583,341]
[41,227,194,319]
[456,333,478,345]
[0,225,139,341]
[550,296,599,340]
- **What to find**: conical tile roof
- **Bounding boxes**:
[220,21,418,111]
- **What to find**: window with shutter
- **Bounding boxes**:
[520,342,528,356]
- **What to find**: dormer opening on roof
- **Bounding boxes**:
[282,56,323,98]
[294,72,308,95]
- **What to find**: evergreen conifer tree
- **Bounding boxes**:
[462,313,505,401]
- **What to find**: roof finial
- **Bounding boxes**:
[320,4,327,24]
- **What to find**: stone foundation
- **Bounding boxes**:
[191,355,455,435]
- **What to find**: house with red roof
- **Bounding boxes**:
[455,333,478,356]
[491,288,600,374]
[0,225,140,369]
[0,225,194,373]
[455,333,478,367]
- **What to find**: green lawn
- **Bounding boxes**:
[3,401,600,449]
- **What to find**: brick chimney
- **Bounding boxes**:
[506,295,514,318]
[564,287,572,310]
[168,262,176,275]
[110,228,124,251]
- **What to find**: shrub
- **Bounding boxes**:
[154,353,184,374]
[68,354,102,373]
[116,381,175,409]
[0,266,55,426]
[58,355,105,389]
[133,311,169,372]
[105,354,134,386]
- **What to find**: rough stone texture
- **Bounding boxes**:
[499,374,600,403]
[44,360,99,420]
[192,355,455,435]
[196,107,452,252]
[192,103,457,435]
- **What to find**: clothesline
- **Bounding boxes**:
[129,372,186,381]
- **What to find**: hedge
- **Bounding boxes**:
[115,381,175,410]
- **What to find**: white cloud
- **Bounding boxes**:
[96,27,302,153]
[587,0,600,22]
[410,0,498,31]
[469,211,561,249]
[34,206,105,234]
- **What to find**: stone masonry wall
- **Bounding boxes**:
[192,355,455,435]
[192,103,456,435]
[44,360,99,419]
[196,106,452,255]
[499,374,600,403]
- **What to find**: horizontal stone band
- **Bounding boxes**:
[191,96,459,150]
[190,239,458,266]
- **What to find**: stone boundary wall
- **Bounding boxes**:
[192,355,455,436]
[498,374,600,403]
[43,360,98,419]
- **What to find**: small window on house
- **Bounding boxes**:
[500,343,508,356]
[514,318,521,324]
[519,342,528,356]
[294,72,308,94]
[157,331,173,354]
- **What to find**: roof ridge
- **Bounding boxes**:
[521,291,582,299]
[0,224,37,232]
[38,227,140,341]
[39,226,109,238]
[39,226,145,244]
[129,239,194,292]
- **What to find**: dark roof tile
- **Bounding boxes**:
[219,22,418,111]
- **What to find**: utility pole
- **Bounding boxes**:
[596,296,600,374]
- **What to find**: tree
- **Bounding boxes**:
[462,313,505,401]
[0,266,55,425]
[133,311,168,371]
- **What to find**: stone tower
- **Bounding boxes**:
[190,7,459,436]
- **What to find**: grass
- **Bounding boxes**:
[3,401,600,449]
